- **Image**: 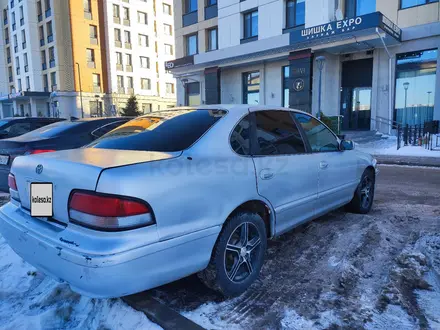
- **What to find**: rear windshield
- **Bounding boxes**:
[20,120,82,139]
[89,109,227,152]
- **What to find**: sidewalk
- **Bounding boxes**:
[374,155,440,168]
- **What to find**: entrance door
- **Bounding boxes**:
[340,58,373,131]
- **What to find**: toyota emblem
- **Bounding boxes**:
[36,164,43,175]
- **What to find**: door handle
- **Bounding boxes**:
[320,161,329,169]
[259,169,274,180]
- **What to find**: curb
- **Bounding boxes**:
[377,160,440,168]
[123,293,205,330]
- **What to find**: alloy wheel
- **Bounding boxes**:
[360,176,373,209]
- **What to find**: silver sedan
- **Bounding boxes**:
[0,105,377,298]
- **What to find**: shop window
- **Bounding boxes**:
[185,82,200,106]
[394,49,437,126]
[286,0,305,28]
[282,66,290,108]
[345,0,376,17]
[243,71,260,105]
[401,0,439,10]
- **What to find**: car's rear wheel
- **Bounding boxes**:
[346,168,375,214]
[198,212,267,296]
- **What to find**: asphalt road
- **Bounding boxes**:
[139,165,440,330]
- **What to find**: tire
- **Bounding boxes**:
[198,212,267,297]
[346,168,375,214]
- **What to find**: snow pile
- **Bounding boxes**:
[356,136,440,157]
[0,235,161,330]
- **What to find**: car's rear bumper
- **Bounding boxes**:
[0,201,220,298]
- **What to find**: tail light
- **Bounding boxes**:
[8,174,17,191]
[27,149,56,155]
[68,191,154,231]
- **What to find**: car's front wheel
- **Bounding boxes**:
[346,168,375,214]
[198,212,267,296]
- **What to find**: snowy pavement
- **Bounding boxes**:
[1,165,440,329]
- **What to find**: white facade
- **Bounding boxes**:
[103,0,176,110]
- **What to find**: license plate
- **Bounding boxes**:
[0,155,9,165]
[30,183,53,217]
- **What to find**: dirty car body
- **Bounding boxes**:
[0,105,378,298]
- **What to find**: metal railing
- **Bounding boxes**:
[397,120,440,150]
[371,116,401,136]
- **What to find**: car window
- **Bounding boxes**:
[254,111,306,156]
[89,109,227,152]
[0,120,10,129]
[294,113,339,152]
[230,115,251,155]
[90,120,127,139]
[18,120,82,139]
[3,122,32,137]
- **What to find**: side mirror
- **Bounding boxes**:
[340,140,354,151]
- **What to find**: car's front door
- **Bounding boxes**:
[251,110,318,235]
[294,113,358,216]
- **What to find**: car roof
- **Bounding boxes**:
[1,117,63,121]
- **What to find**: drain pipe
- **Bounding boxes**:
[376,28,393,135]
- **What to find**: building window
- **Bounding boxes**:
[92,73,101,92]
[345,0,376,17]
[243,10,258,39]
[124,30,131,45]
[84,0,92,18]
[116,52,123,66]
[141,78,151,90]
[50,71,56,90]
[207,0,217,6]
[394,49,437,126]
[86,48,95,67]
[127,76,133,89]
[117,75,124,92]
[140,56,150,68]
[243,71,260,104]
[126,54,132,66]
[286,0,305,28]
[25,76,30,90]
[24,53,28,72]
[113,4,120,18]
[138,34,148,47]
[43,74,48,91]
[12,12,15,31]
[207,27,217,51]
[282,66,289,107]
[142,103,152,113]
[164,24,172,35]
[186,34,198,55]
[18,79,22,91]
[21,30,26,49]
[165,44,173,55]
[46,21,53,43]
[90,25,98,44]
[49,46,55,67]
[114,28,121,47]
[185,0,197,13]
[37,1,42,21]
[400,0,438,10]
[163,3,171,15]
[39,26,45,45]
[41,50,46,69]
[19,6,24,26]
[166,83,174,94]
[185,82,200,106]
[138,11,147,24]
[123,7,130,23]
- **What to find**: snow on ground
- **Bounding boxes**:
[0,235,161,330]
[356,136,440,157]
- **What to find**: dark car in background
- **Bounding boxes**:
[0,117,65,140]
[0,117,131,192]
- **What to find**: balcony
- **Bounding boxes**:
[93,86,101,93]
[90,37,98,45]
[124,42,132,49]
[20,17,24,26]
[5,38,9,44]
[182,11,197,27]
[115,40,122,48]
[84,11,92,20]
[117,87,125,94]
[38,14,42,22]
[22,41,26,49]
[123,19,130,26]
[40,38,44,46]
[42,62,47,70]
[24,65,28,72]
[49,60,55,68]
[126,65,133,72]
[87,61,96,69]
[116,64,123,71]
[113,16,120,24]
[47,34,53,43]
[204,4,217,20]
[7,57,11,64]
[45,8,51,18]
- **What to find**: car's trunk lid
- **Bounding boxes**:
[12,148,181,223]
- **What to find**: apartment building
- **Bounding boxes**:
[167,0,440,133]
[0,0,176,119]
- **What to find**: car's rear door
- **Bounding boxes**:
[294,113,358,216]
[251,110,318,235]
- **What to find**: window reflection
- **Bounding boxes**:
[394,49,437,126]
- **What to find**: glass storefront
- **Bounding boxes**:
[242,71,260,104]
[283,66,289,108]
[394,49,437,126]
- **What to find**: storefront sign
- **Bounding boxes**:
[288,49,313,113]
[165,55,194,70]
[290,12,401,45]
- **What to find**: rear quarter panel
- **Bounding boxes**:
[95,109,269,241]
